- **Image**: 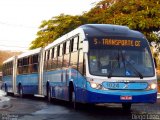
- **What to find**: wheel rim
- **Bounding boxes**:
[48,89,51,102]
[72,91,77,109]
[5,84,7,92]
[72,91,75,102]
[19,86,23,97]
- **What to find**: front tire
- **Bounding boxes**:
[47,87,51,102]
[4,84,8,93]
[122,103,131,111]
[18,85,23,98]
[69,88,78,109]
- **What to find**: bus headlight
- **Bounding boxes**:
[150,83,157,90]
[147,83,157,90]
[90,82,102,89]
[90,83,98,88]
[86,78,102,90]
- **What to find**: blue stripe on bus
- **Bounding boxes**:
[21,85,38,94]
[2,76,13,92]
[76,86,157,103]
[16,73,39,94]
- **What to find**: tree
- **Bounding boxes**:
[30,0,160,49]
[30,14,87,49]
[85,0,160,42]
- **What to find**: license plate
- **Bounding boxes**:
[120,96,132,100]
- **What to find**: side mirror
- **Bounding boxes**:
[83,40,89,53]
[154,58,157,68]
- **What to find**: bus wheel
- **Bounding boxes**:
[70,90,78,109]
[19,85,23,98]
[4,84,8,93]
[122,103,131,111]
[47,87,51,102]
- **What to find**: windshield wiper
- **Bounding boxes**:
[125,61,143,79]
[120,49,143,79]
[108,49,144,79]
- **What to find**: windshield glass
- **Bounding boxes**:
[88,37,155,77]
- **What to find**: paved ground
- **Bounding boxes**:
[0,95,160,120]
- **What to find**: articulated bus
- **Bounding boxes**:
[1,24,157,110]
[2,48,43,96]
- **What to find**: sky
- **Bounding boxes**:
[0,0,101,51]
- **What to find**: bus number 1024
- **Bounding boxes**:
[106,83,120,89]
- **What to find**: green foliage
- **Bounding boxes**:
[30,14,88,49]
[30,0,160,49]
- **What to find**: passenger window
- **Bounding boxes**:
[63,42,66,55]
[73,37,79,51]
[60,44,63,56]
[66,41,70,54]
[54,47,57,58]
[70,39,74,52]
[57,45,60,56]
[52,48,54,59]
[47,50,50,60]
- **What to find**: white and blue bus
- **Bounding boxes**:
[1,24,157,110]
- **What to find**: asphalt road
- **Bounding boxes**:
[0,95,160,120]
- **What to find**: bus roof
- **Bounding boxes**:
[17,48,41,59]
[3,56,16,64]
[80,24,145,38]
[44,27,84,50]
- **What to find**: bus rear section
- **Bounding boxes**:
[2,57,17,94]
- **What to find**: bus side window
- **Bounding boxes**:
[78,36,83,49]
[52,47,57,69]
[60,44,63,68]
[70,39,74,52]
[51,48,54,69]
[57,45,63,68]
[78,50,84,75]
[48,49,52,70]
[73,36,79,51]
[44,51,48,70]
[22,57,29,74]
[18,59,22,74]
[63,41,70,68]
[70,37,78,69]
[30,54,38,73]
[51,48,54,59]
[47,50,50,70]
[29,56,32,73]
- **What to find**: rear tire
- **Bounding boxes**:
[72,91,76,109]
[69,88,78,109]
[18,85,23,98]
[4,84,8,93]
[47,86,51,102]
[122,103,131,111]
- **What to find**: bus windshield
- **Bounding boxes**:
[88,37,155,77]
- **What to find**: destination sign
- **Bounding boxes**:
[93,38,141,47]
